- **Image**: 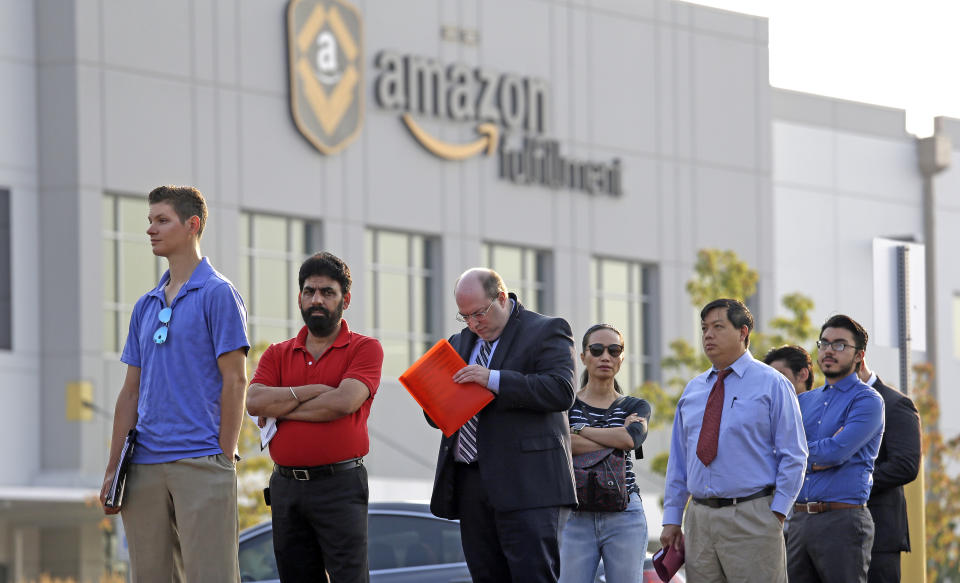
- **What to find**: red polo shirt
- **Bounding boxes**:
[251,319,383,466]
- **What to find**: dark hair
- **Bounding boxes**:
[147,185,208,238]
[580,323,625,394]
[700,298,754,347]
[763,345,814,391]
[820,314,868,370]
[298,252,352,295]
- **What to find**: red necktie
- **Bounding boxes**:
[696,369,732,466]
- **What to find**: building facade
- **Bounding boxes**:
[1,0,957,579]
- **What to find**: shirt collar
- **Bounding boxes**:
[865,372,877,387]
[710,349,753,379]
[147,257,215,300]
[824,371,862,392]
[293,318,352,352]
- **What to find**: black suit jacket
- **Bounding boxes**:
[428,294,578,519]
[867,377,922,553]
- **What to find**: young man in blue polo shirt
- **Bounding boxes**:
[787,314,884,583]
[99,185,249,582]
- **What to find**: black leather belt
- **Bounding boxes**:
[274,458,363,481]
[693,486,775,508]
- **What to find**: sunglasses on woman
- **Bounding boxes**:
[587,343,624,358]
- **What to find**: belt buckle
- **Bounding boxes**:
[292,469,310,481]
[805,502,820,514]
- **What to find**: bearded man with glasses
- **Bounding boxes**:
[427,267,577,583]
[786,314,884,583]
[99,185,250,583]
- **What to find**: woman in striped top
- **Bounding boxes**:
[559,324,652,583]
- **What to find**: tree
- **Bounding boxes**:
[637,249,817,476]
[914,363,960,581]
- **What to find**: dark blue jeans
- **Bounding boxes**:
[269,464,369,583]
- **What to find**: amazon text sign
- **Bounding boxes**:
[373,51,622,196]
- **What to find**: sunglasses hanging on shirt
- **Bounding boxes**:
[153,307,172,344]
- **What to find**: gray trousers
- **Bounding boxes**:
[786,506,874,583]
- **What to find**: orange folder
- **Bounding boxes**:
[399,339,495,437]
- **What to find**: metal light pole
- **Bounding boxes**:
[916,127,951,405]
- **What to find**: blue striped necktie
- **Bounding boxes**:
[456,340,492,463]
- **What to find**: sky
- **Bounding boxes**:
[687,0,960,137]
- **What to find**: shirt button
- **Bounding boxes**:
[308,361,313,365]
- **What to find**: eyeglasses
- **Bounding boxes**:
[153,307,172,344]
[456,298,498,323]
[816,340,859,352]
[587,343,624,358]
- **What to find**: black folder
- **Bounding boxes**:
[104,429,137,508]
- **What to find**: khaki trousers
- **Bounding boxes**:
[121,454,239,583]
[684,495,787,583]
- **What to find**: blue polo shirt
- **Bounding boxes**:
[122,258,249,464]
[795,372,884,505]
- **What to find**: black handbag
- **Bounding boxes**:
[571,397,631,512]
[573,446,628,512]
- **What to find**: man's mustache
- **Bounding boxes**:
[307,307,330,317]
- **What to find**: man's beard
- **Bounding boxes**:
[822,359,856,382]
[301,300,344,337]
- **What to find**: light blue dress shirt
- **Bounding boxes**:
[795,372,884,505]
[663,351,808,524]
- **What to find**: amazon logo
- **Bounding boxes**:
[287,0,364,154]
[373,51,549,161]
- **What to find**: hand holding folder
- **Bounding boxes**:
[652,544,685,582]
[399,340,494,437]
[103,429,137,509]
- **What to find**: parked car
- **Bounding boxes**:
[239,500,682,582]
[239,502,471,582]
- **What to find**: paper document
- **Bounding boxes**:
[259,416,278,449]
[104,429,137,508]
[399,339,494,437]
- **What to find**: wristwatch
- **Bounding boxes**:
[571,423,588,435]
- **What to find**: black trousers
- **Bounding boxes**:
[269,465,369,583]
[868,551,901,583]
[787,506,874,583]
[455,462,570,583]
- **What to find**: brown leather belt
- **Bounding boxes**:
[793,501,865,514]
[274,458,363,481]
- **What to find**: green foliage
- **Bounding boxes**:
[685,249,758,307]
[642,249,816,476]
[914,363,960,581]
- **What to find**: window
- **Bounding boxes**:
[366,229,440,377]
[238,212,322,348]
[0,188,9,350]
[591,257,658,391]
[482,242,552,314]
[102,194,165,353]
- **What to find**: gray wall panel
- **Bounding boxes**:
[692,34,759,169]
[102,0,191,79]
[103,72,194,191]
[238,0,287,94]
[589,14,657,154]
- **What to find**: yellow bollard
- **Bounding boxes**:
[900,459,926,582]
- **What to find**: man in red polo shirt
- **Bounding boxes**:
[246,252,383,583]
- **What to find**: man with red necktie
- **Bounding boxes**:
[660,298,808,583]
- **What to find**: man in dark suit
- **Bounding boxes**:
[858,358,922,583]
[428,268,577,583]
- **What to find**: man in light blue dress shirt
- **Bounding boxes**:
[660,299,807,583]
[787,315,884,583]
